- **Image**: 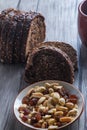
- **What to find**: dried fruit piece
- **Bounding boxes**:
[60,117,73,123]
[31,117,38,124]
[68,95,78,104]
[33,123,42,128]
[65,102,74,109]
[22,96,29,105]
[35,113,42,121]
[21,116,28,122]
[29,98,38,106]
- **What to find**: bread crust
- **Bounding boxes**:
[34,41,77,71]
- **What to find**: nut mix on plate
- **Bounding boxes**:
[18,82,78,129]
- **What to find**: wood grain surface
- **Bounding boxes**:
[0,0,87,130]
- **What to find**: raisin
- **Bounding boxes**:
[68,98,77,104]
[22,96,29,105]
[18,107,30,115]
[69,94,78,99]
[29,98,38,106]
[33,123,41,128]
[68,94,78,104]
[41,112,45,116]
[57,88,69,98]
[57,122,62,127]
[31,117,38,124]
[35,113,42,121]
[23,108,30,115]
[18,107,25,112]
[43,89,49,94]
[54,116,60,121]
[21,116,28,122]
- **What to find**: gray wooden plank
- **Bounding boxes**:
[78,44,87,130]
[19,0,38,11]
[0,0,19,11]
[0,64,24,130]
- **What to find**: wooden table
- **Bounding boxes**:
[0,0,87,130]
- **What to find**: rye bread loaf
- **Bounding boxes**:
[35,42,77,71]
[0,8,45,63]
[25,46,74,84]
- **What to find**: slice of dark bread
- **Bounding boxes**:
[12,13,24,63]
[0,18,10,63]
[25,46,74,84]
[35,42,77,71]
[6,21,17,63]
[0,8,45,64]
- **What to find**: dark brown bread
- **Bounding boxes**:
[0,18,10,63]
[12,13,24,63]
[25,46,74,84]
[0,8,45,63]
[6,21,17,63]
[35,42,77,71]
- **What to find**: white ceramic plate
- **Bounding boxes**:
[14,80,84,130]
